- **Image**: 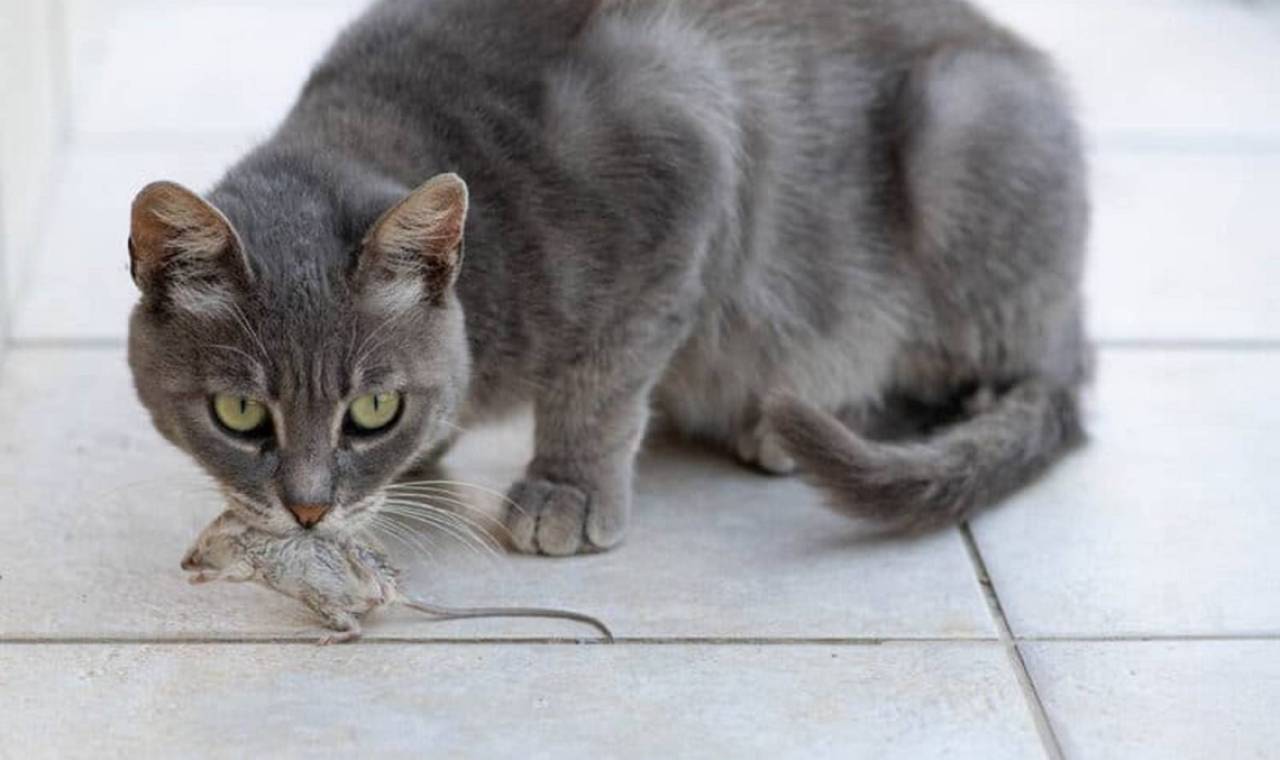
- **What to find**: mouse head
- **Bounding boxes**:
[181,512,252,574]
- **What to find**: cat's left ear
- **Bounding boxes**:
[129,181,251,314]
[355,173,468,311]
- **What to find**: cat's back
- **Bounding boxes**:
[301,0,1017,130]
[270,0,1044,303]
[280,0,1025,200]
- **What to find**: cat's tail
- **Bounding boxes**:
[764,380,1083,531]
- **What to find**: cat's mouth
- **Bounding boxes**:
[219,490,297,536]
[214,484,385,541]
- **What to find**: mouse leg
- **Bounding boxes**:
[317,627,360,646]
[314,610,362,645]
[187,560,256,585]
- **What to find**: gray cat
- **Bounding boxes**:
[127,0,1089,556]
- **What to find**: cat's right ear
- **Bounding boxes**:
[128,181,251,315]
[354,173,468,312]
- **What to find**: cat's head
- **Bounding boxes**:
[127,172,472,537]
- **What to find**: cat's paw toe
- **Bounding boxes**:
[505,478,622,556]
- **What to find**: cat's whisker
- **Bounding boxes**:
[228,301,270,362]
[353,310,401,361]
[381,489,512,540]
[203,343,261,366]
[380,515,498,568]
[380,507,492,560]
[381,498,509,552]
[378,493,514,547]
[436,417,472,435]
[367,514,439,563]
[354,526,390,554]
[381,498,504,552]
[388,479,528,517]
[353,308,412,368]
[381,500,503,560]
[381,488,506,529]
[384,484,506,520]
[387,487,527,522]
[386,518,443,561]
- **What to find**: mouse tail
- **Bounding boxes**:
[403,598,614,642]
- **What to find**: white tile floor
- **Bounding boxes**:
[1,0,1277,757]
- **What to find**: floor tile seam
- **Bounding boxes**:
[0,635,1002,646]
[960,524,1066,760]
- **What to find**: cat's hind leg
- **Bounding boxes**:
[764,44,1089,530]
[734,416,797,475]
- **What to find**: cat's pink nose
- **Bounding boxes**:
[288,503,331,528]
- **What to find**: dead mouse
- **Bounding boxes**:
[181,511,614,644]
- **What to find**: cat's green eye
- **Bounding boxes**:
[212,395,269,434]
[348,392,402,433]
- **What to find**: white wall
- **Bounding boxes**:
[0,0,68,344]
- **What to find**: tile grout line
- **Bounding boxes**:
[960,523,1066,760]
[0,632,1274,646]
[1021,632,1280,642]
[0,636,1001,647]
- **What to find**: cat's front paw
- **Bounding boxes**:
[505,477,625,556]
